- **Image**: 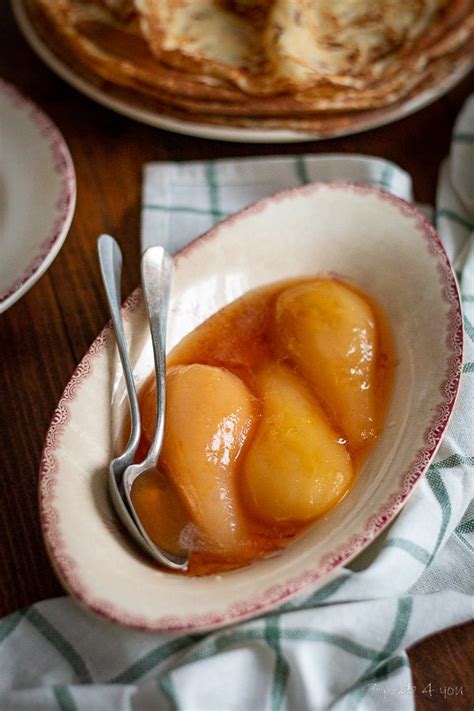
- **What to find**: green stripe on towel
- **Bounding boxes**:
[158,674,179,711]
[348,598,413,709]
[206,162,222,221]
[464,315,474,343]
[452,132,474,143]
[265,617,289,711]
[25,609,92,683]
[295,155,310,185]
[0,609,25,645]
[435,209,474,232]
[53,686,78,711]
[112,635,200,684]
[427,466,452,563]
[281,629,379,660]
[386,537,431,565]
[278,573,351,612]
[456,518,474,535]
[378,163,394,189]
[455,531,474,554]
[436,453,474,469]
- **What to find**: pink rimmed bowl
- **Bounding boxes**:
[0,78,76,312]
[39,182,463,631]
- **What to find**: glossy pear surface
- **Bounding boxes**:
[143,364,256,555]
[274,280,378,449]
[242,364,353,525]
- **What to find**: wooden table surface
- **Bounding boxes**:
[1,4,472,706]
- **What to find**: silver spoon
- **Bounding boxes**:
[98,235,188,571]
[121,246,189,570]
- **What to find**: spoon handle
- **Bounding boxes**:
[140,246,174,468]
[97,234,141,468]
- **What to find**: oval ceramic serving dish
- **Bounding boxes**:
[39,183,463,631]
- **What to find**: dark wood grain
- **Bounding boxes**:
[411,623,473,710]
[0,3,472,705]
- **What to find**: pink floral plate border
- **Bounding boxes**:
[39,182,463,631]
[0,78,76,311]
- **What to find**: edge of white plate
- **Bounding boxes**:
[0,78,76,313]
[13,0,474,144]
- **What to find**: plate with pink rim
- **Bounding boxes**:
[39,183,463,631]
[13,0,474,144]
[0,78,76,313]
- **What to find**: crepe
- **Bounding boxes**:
[98,0,135,18]
[135,0,275,93]
[264,0,450,88]
[25,0,474,130]
[137,0,472,93]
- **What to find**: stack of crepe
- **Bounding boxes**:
[26,0,474,133]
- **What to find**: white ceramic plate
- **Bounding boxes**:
[14,0,473,144]
[0,78,76,313]
[39,183,463,631]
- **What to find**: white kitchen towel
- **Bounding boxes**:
[0,100,473,711]
[141,153,413,253]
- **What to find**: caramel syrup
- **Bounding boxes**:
[131,277,396,575]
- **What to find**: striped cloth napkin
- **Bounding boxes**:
[1,99,473,711]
